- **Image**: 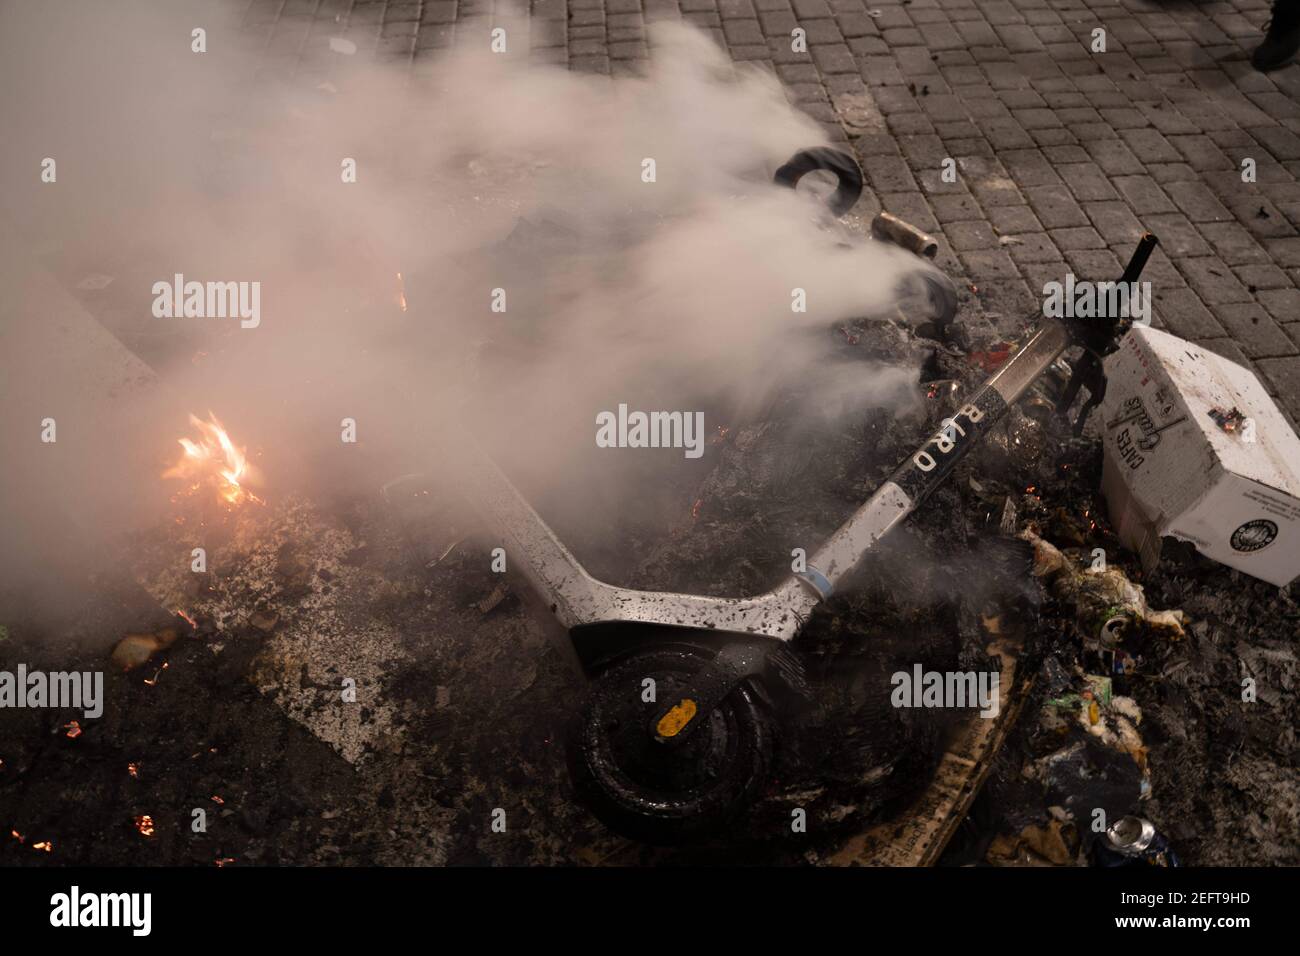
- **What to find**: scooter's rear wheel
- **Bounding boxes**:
[567,643,772,845]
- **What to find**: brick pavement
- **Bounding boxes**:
[237,0,1300,422]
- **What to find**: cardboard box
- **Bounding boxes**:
[1099,326,1300,587]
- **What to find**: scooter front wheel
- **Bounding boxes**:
[567,643,773,845]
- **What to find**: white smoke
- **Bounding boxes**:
[0,0,938,611]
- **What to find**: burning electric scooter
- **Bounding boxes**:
[455,147,1158,843]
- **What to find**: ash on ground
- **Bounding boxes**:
[2,311,1296,866]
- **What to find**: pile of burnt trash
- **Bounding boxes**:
[943,440,1300,867]
[546,307,1300,864]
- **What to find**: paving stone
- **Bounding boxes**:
[1050,225,1107,250]
[866,155,919,192]
[890,112,937,135]
[999,148,1062,186]
[1200,221,1274,266]
[1084,200,1144,245]
[1251,126,1300,163]
[1119,127,1183,164]
[1178,256,1255,305]
[1269,238,1300,269]
[970,171,1027,208]
[1258,287,1300,324]
[922,183,983,219]
[1064,248,1125,283]
[837,14,878,40]
[1256,357,1300,402]
[1152,286,1227,340]
[1042,144,1090,165]
[1112,174,1177,215]
[1209,303,1298,358]
[1223,195,1297,240]
[987,204,1043,235]
[944,219,999,251]
[1058,162,1120,202]
[983,119,1037,150]
[1234,264,1294,293]
[1025,184,1089,229]
[1146,162,1199,185]
[1002,232,1064,263]
[1168,133,1235,171]
[1163,180,1234,222]
[960,248,1021,279]
[1083,139,1145,176]
[1142,213,1212,257]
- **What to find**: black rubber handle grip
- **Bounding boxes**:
[1120,232,1159,285]
[773,147,864,217]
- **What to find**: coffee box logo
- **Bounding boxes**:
[1230,519,1277,553]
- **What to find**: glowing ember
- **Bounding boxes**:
[174,609,198,628]
[11,829,23,843]
[1208,406,1247,433]
[971,343,1014,372]
[134,815,155,838]
[691,498,703,521]
[128,763,140,778]
[33,840,52,853]
[211,795,225,805]
[396,272,408,312]
[64,720,81,739]
[163,412,261,507]
[214,857,236,867]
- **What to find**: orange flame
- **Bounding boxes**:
[163,412,260,507]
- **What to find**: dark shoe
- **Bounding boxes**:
[1253,1,1300,72]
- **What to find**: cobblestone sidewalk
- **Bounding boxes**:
[238,0,1300,422]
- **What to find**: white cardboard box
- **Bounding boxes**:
[1099,326,1300,587]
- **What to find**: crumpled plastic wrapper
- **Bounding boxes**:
[1021,529,1185,643]
[986,818,1081,866]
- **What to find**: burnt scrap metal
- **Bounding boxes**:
[448,147,1178,847]
[871,211,940,260]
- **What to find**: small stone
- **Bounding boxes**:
[250,610,279,633]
